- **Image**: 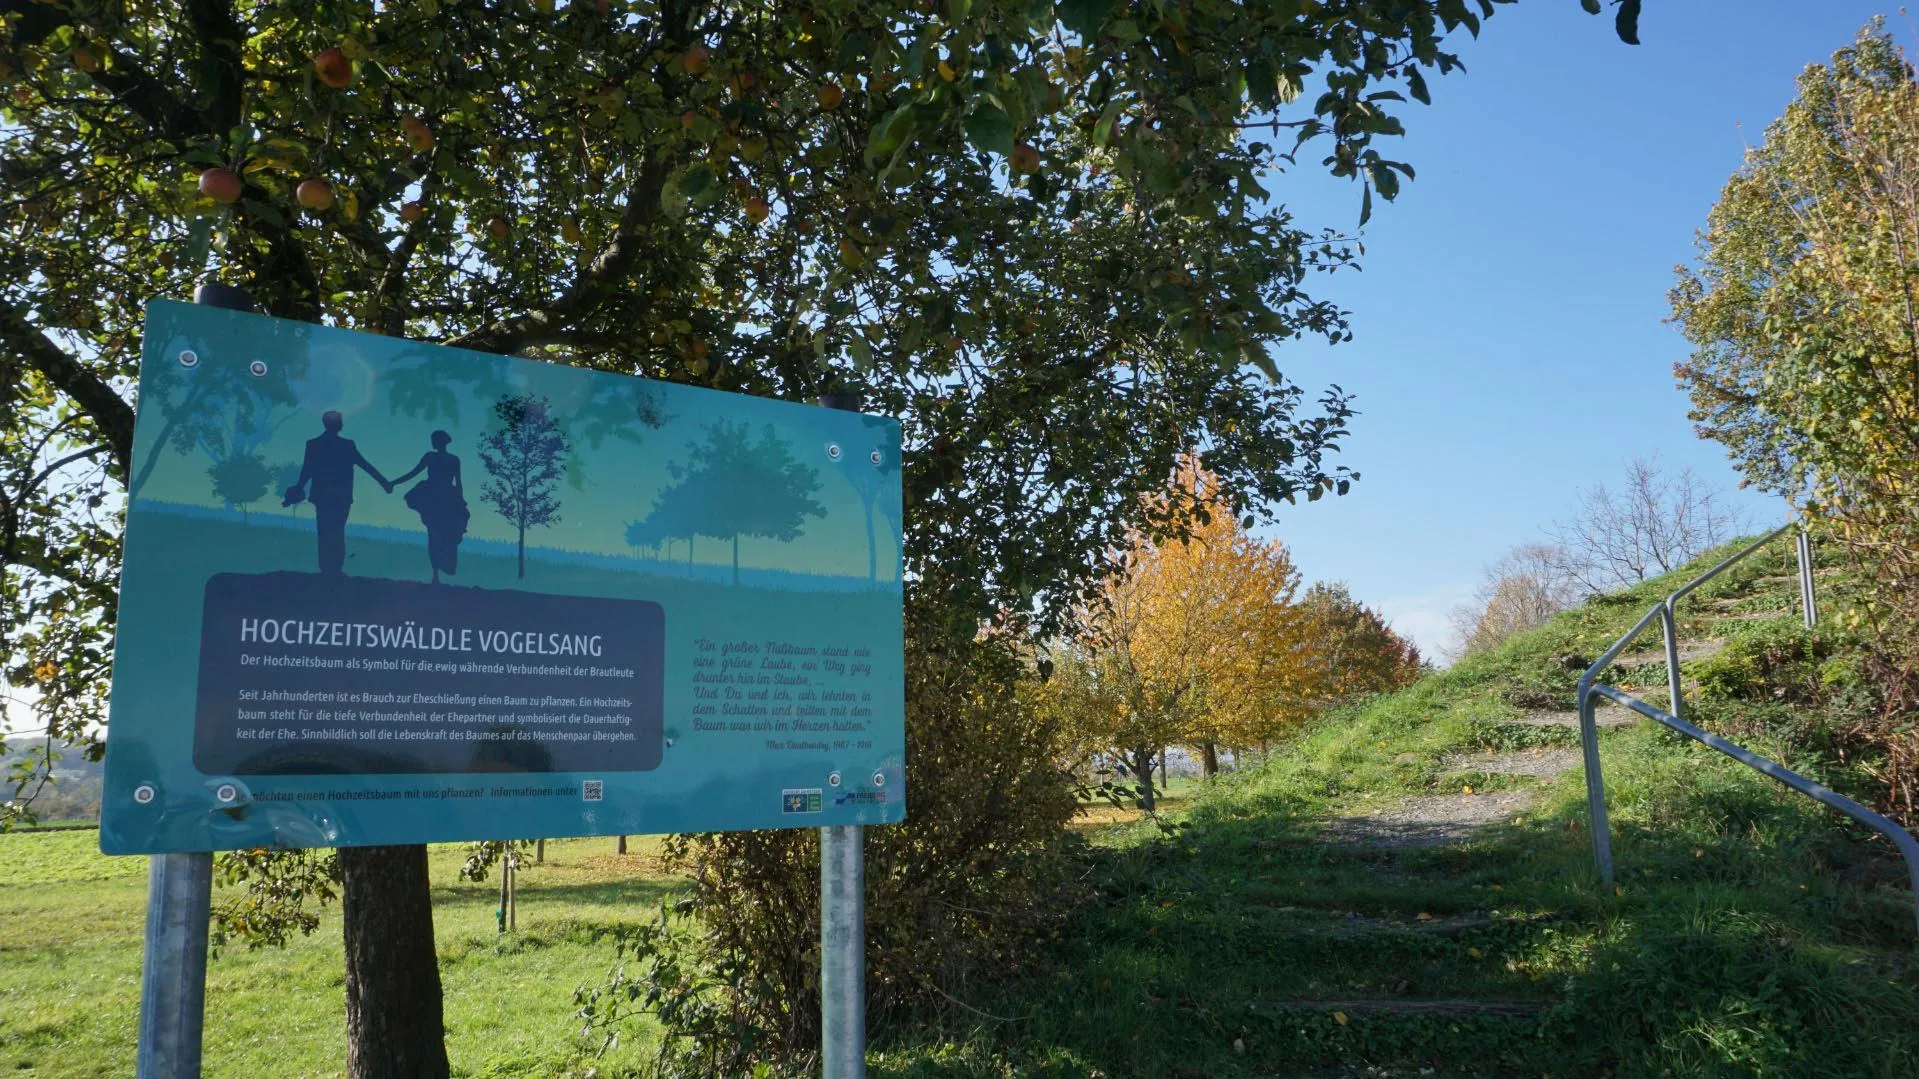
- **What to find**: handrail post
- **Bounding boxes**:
[1660,603,1684,727]
[1796,528,1818,630]
[1576,674,1615,887]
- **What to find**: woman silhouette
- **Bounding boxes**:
[391,430,469,583]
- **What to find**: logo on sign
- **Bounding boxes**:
[782,788,822,814]
[581,780,605,802]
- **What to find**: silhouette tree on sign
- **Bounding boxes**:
[478,393,570,579]
[624,480,702,570]
[207,452,274,520]
[636,421,825,584]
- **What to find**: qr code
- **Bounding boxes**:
[581,780,604,802]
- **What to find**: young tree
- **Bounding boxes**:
[1068,461,1316,787]
[1448,543,1580,658]
[1297,582,1424,705]
[478,393,569,580]
[1671,21,1919,817]
[1544,456,1742,592]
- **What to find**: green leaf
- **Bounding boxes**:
[1240,344,1278,381]
[1057,0,1114,38]
[1091,99,1121,148]
[185,214,214,269]
[847,334,874,371]
[1615,0,1642,45]
[1369,163,1400,201]
[963,105,1015,157]
[1580,0,1601,12]
[866,104,921,166]
[1407,68,1430,105]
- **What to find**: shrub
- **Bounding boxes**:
[579,604,1084,1071]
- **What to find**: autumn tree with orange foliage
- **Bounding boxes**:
[1043,461,1321,804]
[1297,582,1424,704]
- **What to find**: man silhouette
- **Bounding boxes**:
[284,410,391,575]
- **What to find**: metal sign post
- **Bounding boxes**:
[815,392,867,1079]
[134,283,253,1078]
[820,824,865,1078]
[136,852,212,1078]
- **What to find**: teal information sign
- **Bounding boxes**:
[101,301,905,853]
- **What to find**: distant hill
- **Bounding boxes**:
[2,737,103,821]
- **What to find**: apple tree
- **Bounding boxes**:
[1,0,1641,1071]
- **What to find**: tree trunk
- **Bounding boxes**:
[1159,746,1169,788]
[340,845,449,1079]
[515,526,526,578]
[1131,746,1157,812]
[534,838,545,864]
[616,834,628,855]
[732,532,740,584]
[1201,741,1219,779]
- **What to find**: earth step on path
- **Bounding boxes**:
[1615,638,1727,666]
[1319,789,1539,849]
[1509,704,1637,728]
[1443,747,1581,779]
[1322,745,1587,848]
[1259,999,1547,1019]
[1252,908,1556,941]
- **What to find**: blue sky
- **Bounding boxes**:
[1256,0,1900,658]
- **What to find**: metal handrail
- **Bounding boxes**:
[1574,524,1919,940]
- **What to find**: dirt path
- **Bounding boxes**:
[1320,747,1586,849]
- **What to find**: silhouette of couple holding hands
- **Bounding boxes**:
[282,410,470,583]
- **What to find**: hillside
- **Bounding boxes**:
[876,536,1919,1077]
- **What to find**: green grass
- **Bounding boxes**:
[868,538,1919,1078]
[0,835,680,1078]
[8,538,1916,1077]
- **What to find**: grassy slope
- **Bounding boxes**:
[875,538,1919,1078]
[0,835,680,1078]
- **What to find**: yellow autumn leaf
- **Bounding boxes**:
[1332,1010,1348,1026]
[1468,947,1483,958]
[34,661,57,683]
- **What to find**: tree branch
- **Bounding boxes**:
[444,151,675,354]
[0,300,134,479]
[3,534,119,616]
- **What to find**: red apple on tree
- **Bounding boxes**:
[681,46,710,76]
[817,82,844,110]
[296,178,334,211]
[313,47,353,89]
[1010,142,1040,174]
[72,47,102,74]
[399,201,425,223]
[487,216,510,240]
[744,195,770,224]
[198,167,243,205]
[400,116,435,153]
